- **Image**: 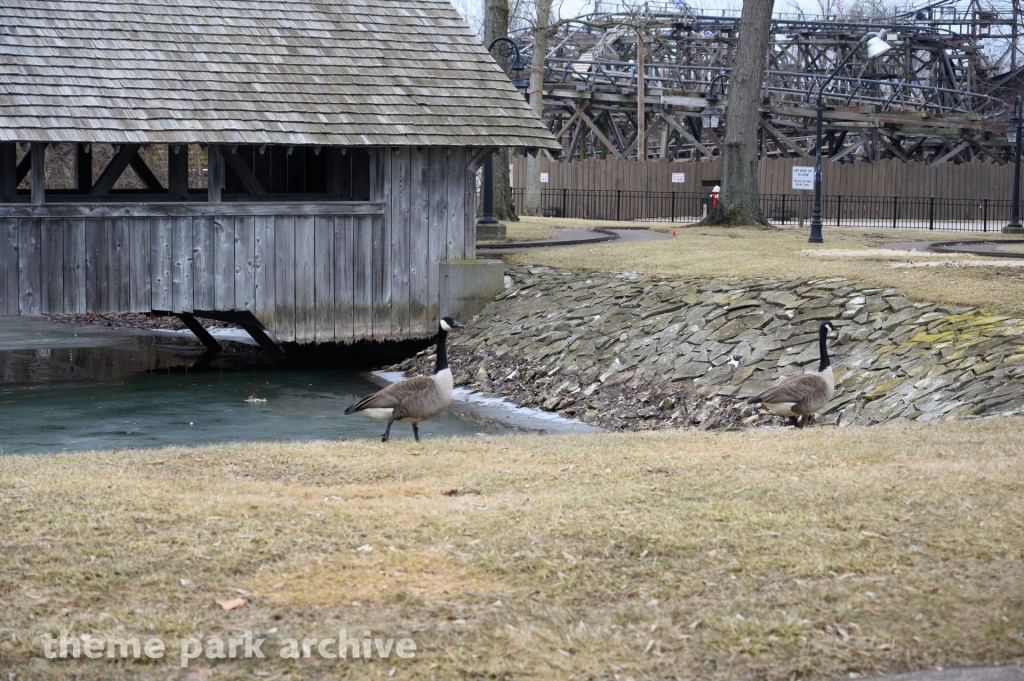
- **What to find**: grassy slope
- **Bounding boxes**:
[509,220,1024,316]
[2,421,1024,679]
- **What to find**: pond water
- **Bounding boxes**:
[0,319,506,454]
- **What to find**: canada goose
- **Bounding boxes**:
[747,321,837,428]
[345,317,464,442]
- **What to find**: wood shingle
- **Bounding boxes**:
[0,0,558,149]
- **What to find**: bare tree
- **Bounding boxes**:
[702,0,775,226]
[521,0,554,216]
[484,0,519,222]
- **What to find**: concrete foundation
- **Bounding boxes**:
[440,259,506,324]
[476,221,507,240]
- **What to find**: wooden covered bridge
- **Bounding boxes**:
[0,0,558,352]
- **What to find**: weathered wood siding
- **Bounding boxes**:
[0,150,479,343]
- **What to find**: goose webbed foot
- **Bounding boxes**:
[381,418,394,443]
[412,423,420,442]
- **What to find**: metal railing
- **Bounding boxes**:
[509,188,1019,232]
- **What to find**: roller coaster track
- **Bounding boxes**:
[512,4,1023,164]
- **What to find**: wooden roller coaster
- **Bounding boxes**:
[512,0,1023,165]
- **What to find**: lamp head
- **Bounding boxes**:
[511,73,528,98]
[700,105,722,129]
[866,32,892,59]
[1008,122,1019,145]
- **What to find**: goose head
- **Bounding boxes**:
[439,317,464,333]
[820,321,837,338]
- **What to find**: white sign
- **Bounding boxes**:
[671,172,686,184]
[540,172,549,183]
[791,166,815,190]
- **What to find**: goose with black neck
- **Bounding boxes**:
[345,317,464,442]
[746,321,837,428]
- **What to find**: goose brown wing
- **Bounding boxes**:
[345,376,437,414]
[755,373,830,406]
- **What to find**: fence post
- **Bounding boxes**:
[781,194,786,224]
[836,194,842,226]
[892,195,898,228]
[670,191,676,222]
[562,187,568,219]
[616,189,621,222]
[983,198,988,232]
[929,196,934,230]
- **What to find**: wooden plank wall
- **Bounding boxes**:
[512,157,1018,199]
[0,149,478,343]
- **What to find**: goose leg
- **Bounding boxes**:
[788,416,798,427]
[412,423,420,442]
[797,416,806,429]
[381,418,394,443]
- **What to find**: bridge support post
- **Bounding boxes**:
[243,326,288,362]
[177,313,223,352]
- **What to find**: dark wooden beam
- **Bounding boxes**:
[759,119,810,159]
[878,135,911,162]
[243,325,287,362]
[75,143,92,192]
[325,147,343,195]
[705,127,725,154]
[90,144,141,195]
[177,312,223,352]
[569,102,624,160]
[965,136,1007,165]
[829,136,868,163]
[222,147,267,195]
[208,145,223,204]
[930,140,969,166]
[827,130,847,157]
[15,150,31,185]
[0,142,15,199]
[31,143,46,206]
[467,146,495,173]
[129,152,164,191]
[902,136,929,159]
[167,145,189,196]
[0,201,387,219]
[661,114,715,158]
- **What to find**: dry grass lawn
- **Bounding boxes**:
[489,218,558,243]
[2,420,1024,680]
[509,218,1024,316]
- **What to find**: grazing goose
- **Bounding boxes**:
[747,321,837,428]
[345,317,464,442]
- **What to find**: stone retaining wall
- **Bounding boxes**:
[401,266,1024,429]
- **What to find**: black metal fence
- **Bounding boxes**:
[510,188,1019,232]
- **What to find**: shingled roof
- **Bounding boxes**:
[0,0,559,149]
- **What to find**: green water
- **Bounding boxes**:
[0,320,504,454]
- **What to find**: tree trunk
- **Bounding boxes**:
[483,0,519,222]
[493,149,517,221]
[703,0,774,227]
[522,0,553,217]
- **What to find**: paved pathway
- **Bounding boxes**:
[477,227,670,255]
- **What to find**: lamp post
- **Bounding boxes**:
[700,74,728,132]
[809,31,892,243]
[478,37,527,233]
[1003,96,1023,233]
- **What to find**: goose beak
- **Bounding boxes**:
[451,320,465,329]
